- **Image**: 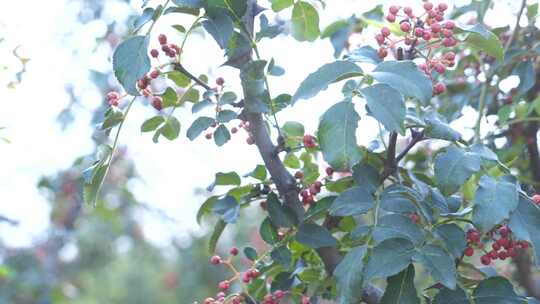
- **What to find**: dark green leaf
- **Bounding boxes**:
[434,146,481,195]
[217,110,237,123]
[291,1,320,42]
[202,13,233,49]
[373,214,425,245]
[161,87,178,108]
[361,83,406,134]
[296,223,337,248]
[425,112,461,141]
[266,193,298,228]
[292,61,362,103]
[364,238,415,281]
[271,245,292,268]
[329,186,374,216]
[187,116,215,140]
[433,286,470,304]
[414,244,456,289]
[247,165,267,181]
[352,163,380,194]
[168,71,191,87]
[335,246,367,303]
[206,0,246,17]
[207,171,241,191]
[113,36,151,96]
[101,107,124,130]
[318,101,362,171]
[209,219,227,253]
[256,15,283,41]
[381,264,421,304]
[214,124,231,146]
[473,176,519,232]
[434,224,467,259]
[133,7,155,32]
[160,117,181,140]
[512,60,535,95]
[224,32,252,68]
[260,217,280,245]
[371,60,432,104]
[196,196,218,224]
[244,246,258,261]
[219,92,237,105]
[346,46,382,65]
[304,196,335,221]
[192,99,213,113]
[473,277,524,304]
[271,272,294,292]
[380,185,418,214]
[509,195,540,266]
[212,195,240,223]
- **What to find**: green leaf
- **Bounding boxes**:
[509,196,540,266]
[172,24,186,33]
[282,121,304,147]
[101,107,124,130]
[224,32,252,68]
[266,193,298,228]
[370,60,432,104]
[433,286,469,304]
[240,60,270,113]
[161,87,178,108]
[364,238,415,281]
[168,71,191,87]
[459,24,504,62]
[270,0,293,11]
[472,176,519,232]
[192,99,213,113]
[346,46,382,65]
[284,152,301,169]
[434,146,481,196]
[329,186,374,216]
[246,165,267,181]
[379,185,418,214]
[260,217,279,245]
[217,110,237,123]
[113,36,151,96]
[244,246,258,261]
[304,196,335,221]
[373,214,425,245]
[209,219,227,253]
[335,246,367,304]
[212,195,240,223]
[196,196,218,224]
[434,224,467,259]
[295,223,337,248]
[214,125,231,146]
[219,92,237,105]
[361,83,406,134]
[206,0,247,17]
[160,117,181,140]
[414,244,456,289]
[473,277,524,304]
[141,116,165,132]
[133,7,155,32]
[207,171,241,191]
[424,112,461,141]
[187,116,215,140]
[257,15,283,41]
[352,163,380,194]
[291,1,320,42]
[318,101,362,171]
[292,61,362,103]
[271,245,292,268]
[512,60,535,95]
[202,13,233,49]
[172,0,203,8]
[381,264,421,304]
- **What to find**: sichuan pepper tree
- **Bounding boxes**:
[84,0,540,303]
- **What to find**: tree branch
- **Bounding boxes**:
[238,1,382,303]
[173,63,212,91]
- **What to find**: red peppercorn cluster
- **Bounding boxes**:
[150,34,181,59]
[300,180,323,206]
[376,2,458,95]
[106,91,121,106]
[463,226,530,266]
[261,290,287,304]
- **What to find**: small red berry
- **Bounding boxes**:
[434,63,446,73]
[480,254,491,265]
[230,247,239,256]
[422,31,432,41]
[435,14,444,22]
[301,295,311,304]
[431,23,441,33]
[150,49,159,58]
[442,37,456,47]
[303,195,315,205]
[389,5,400,15]
[274,290,286,299]
[403,7,413,16]
[444,21,455,30]
[300,189,309,198]
[249,269,260,278]
[498,251,508,260]
[231,127,238,134]
[375,34,385,45]
[444,52,456,61]
[386,14,396,22]
[205,133,212,140]
[441,29,453,38]
[303,135,317,148]
[326,167,334,176]
[489,250,499,259]
[247,136,255,145]
[438,3,448,11]
[158,34,167,45]
[464,247,474,256]
[532,194,540,204]
[497,237,509,248]
[508,247,517,258]
[377,47,388,59]
[218,280,230,291]
[216,77,225,86]
[400,22,411,32]
[414,28,424,37]
[423,2,434,11]
[381,27,391,37]
[434,82,446,95]
[520,241,529,249]
[492,242,501,251]
[499,226,510,237]
[242,272,251,283]
[149,70,160,79]
[161,44,171,53]
[294,171,304,180]
[151,96,163,111]
[203,298,215,304]
[210,255,221,265]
